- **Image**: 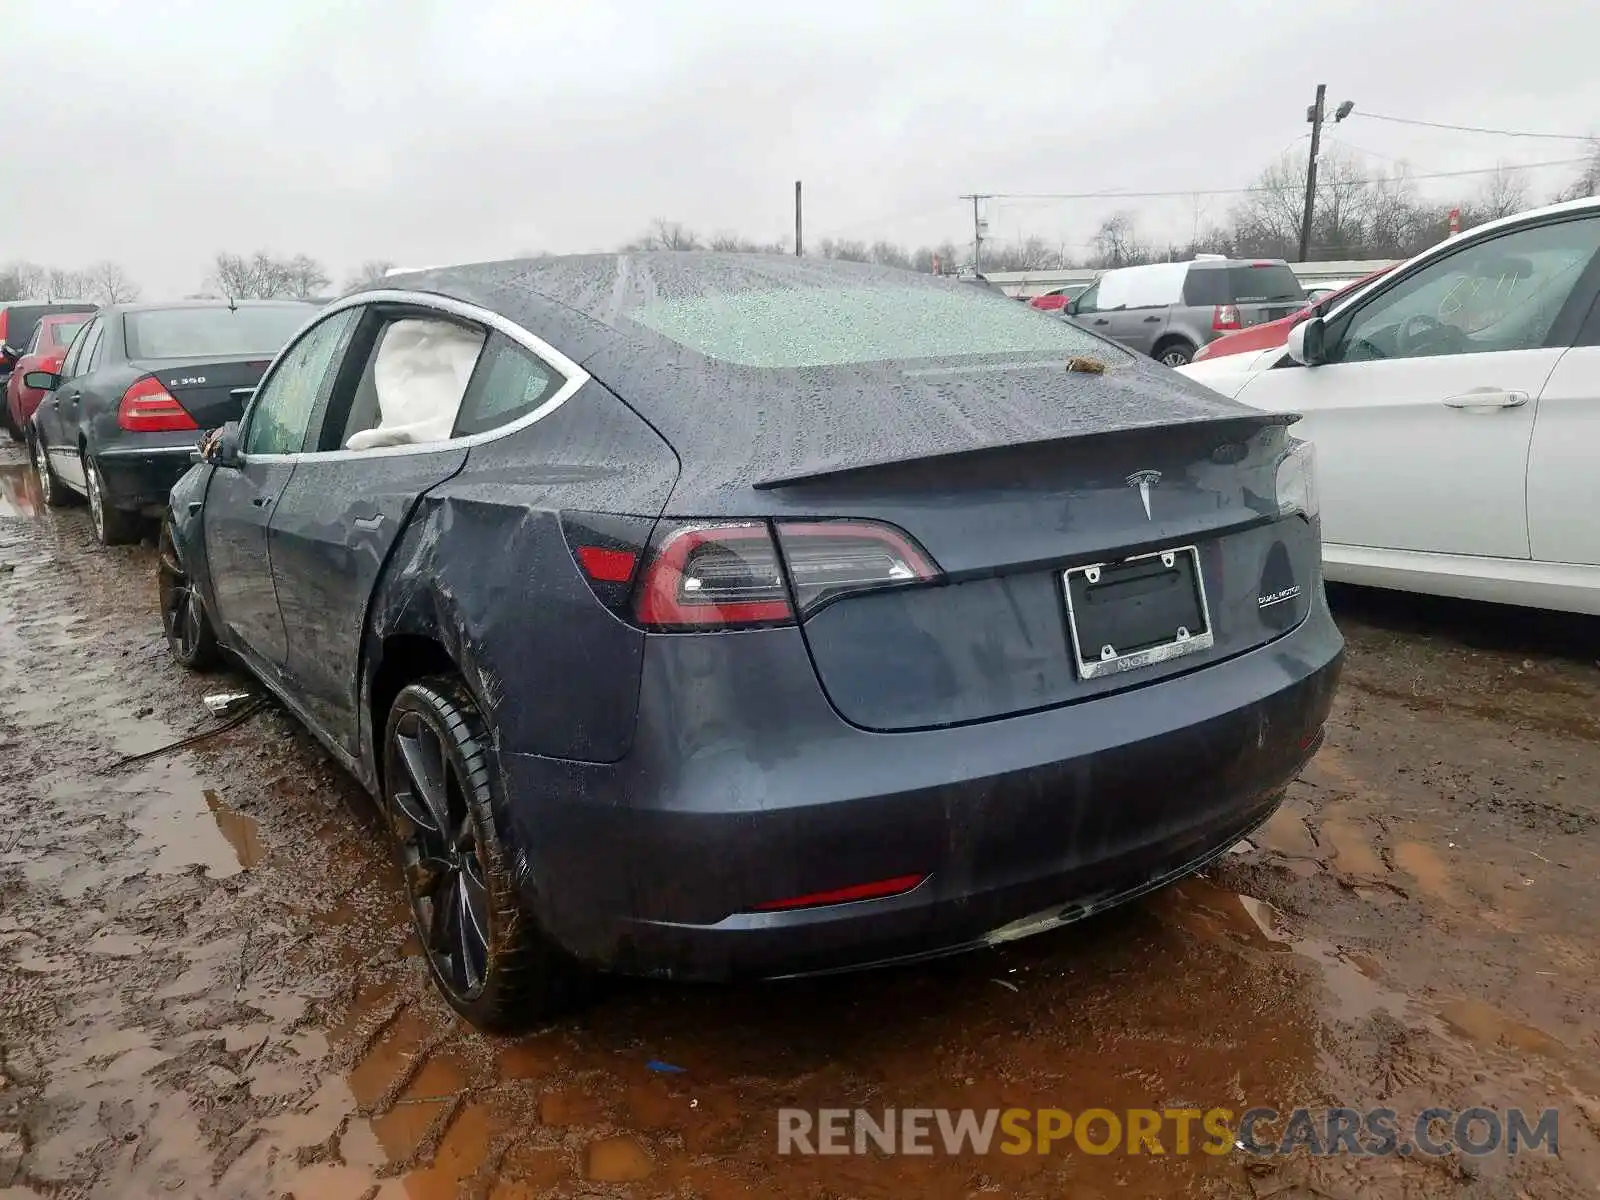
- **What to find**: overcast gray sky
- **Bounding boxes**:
[3,0,1596,296]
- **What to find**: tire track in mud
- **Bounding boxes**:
[2,446,1599,1198]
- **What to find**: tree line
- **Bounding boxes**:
[632,144,1600,272]
[4,144,1596,305]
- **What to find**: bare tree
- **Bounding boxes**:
[869,241,912,269]
[41,267,90,301]
[1468,164,1532,222]
[0,265,29,302]
[982,235,1067,272]
[817,238,870,262]
[283,254,331,299]
[1553,143,1600,202]
[86,261,141,304]
[1088,212,1153,269]
[343,259,396,290]
[213,250,331,298]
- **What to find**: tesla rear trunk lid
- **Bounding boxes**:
[615,352,1312,733]
[133,356,274,427]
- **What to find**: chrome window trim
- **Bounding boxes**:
[240,289,590,465]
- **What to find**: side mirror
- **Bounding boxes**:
[1065,297,1080,315]
[1285,317,1326,366]
[22,370,60,391]
[198,421,243,468]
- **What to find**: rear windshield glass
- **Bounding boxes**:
[1226,265,1305,303]
[45,319,88,349]
[124,306,309,359]
[627,285,1111,368]
[1183,265,1307,306]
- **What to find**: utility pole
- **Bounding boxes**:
[1298,87,1355,262]
[1298,84,1326,264]
[794,180,803,257]
[960,193,989,273]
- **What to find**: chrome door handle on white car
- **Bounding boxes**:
[1441,389,1530,410]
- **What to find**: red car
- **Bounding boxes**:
[4,309,95,438]
[1028,286,1084,312]
[1190,267,1392,363]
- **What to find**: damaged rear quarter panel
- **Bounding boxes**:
[362,380,680,767]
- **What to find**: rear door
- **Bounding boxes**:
[203,309,359,675]
[1524,281,1600,567]
[263,303,494,751]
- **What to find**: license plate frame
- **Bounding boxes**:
[1062,545,1214,679]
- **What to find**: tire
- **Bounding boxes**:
[29,431,80,509]
[158,520,220,670]
[1154,340,1196,368]
[84,452,141,546]
[383,676,587,1030]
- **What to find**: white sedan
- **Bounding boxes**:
[1181,196,1600,616]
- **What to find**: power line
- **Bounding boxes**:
[1349,112,1600,142]
[979,157,1591,202]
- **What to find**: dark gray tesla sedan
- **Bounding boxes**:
[160,254,1342,1030]
[23,300,314,544]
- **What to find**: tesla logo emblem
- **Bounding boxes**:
[1125,470,1161,520]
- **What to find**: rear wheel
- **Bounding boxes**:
[29,432,78,508]
[85,453,141,546]
[1154,340,1196,368]
[384,677,586,1030]
[158,521,220,670]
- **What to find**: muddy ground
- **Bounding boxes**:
[0,442,1596,1200]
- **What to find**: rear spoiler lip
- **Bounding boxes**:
[751,411,1299,491]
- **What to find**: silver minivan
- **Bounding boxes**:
[1066,256,1307,366]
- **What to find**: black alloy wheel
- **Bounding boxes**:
[383,677,583,1029]
[158,521,219,669]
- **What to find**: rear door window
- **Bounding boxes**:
[453,333,564,437]
[65,318,102,379]
[1181,268,1231,306]
[331,314,486,451]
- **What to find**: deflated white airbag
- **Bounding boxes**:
[345,319,484,450]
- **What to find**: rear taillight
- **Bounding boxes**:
[1212,304,1242,332]
[118,376,198,432]
[774,521,938,614]
[635,523,793,629]
[631,518,940,631]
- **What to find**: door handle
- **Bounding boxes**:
[251,495,272,508]
[1142,315,1162,323]
[354,514,385,532]
[1093,318,1110,326]
[1442,389,1530,410]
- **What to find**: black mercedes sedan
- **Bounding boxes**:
[160,254,1342,1030]
[23,300,314,543]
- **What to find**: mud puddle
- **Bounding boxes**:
[2,446,1598,1198]
[0,460,42,521]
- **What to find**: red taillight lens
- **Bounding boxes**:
[575,545,638,583]
[118,376,198,432]
[634,523,793,629]
[632,519,941,631]
[774,521,938,615]
[1212,304,1241,332]
[751,873,928,912]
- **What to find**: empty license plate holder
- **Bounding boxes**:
[1063,545,1214,679]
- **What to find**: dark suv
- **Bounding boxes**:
[1066,257,1307,366]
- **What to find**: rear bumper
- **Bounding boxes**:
[498,593,1344,982]
[94,443,199,514]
